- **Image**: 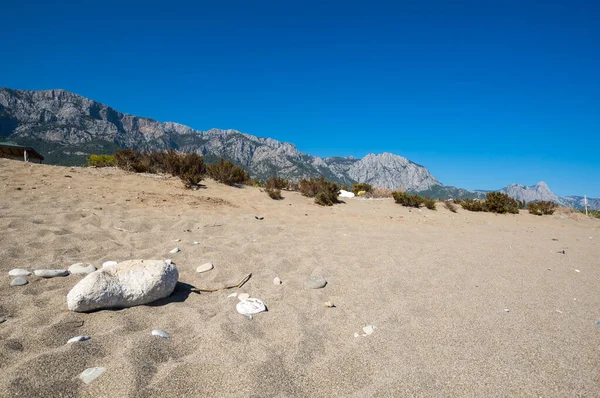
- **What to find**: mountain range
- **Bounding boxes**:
[1,88,597,210]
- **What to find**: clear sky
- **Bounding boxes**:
[2,0,599,196]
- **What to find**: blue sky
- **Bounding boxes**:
[2,0,599,196]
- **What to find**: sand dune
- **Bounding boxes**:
[1,158,599,397]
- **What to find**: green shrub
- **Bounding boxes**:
[266,188,282,200]
[444,200,457,213]
[484,192,519,214]
[392,191,424,208]
[177,153,206,189]
[299,176,340,206]
[352,183,373,195]
[460,199,486,212]
[207,159,249,185]
[528,201,557,216]
[582,209,600,219]
[423,197,436,210]
[86,154,115,167]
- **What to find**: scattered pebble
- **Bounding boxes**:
[556,310,563,314]
[67,335,90,344]
[68,263,97,275]
[323,301,335,308]
[170,248,180,254]
[227,292,238,298]
[79,367,106,384]
[575,269,581,273]
[34,269,69,278]
[10,277,28,286]
[0,317,6,324]
[238,293,250,301]
[173,239,181,242]
[273,277,282,285]
[504,309,510,312]
[362,325,376,336]
[8,269,31,277]
[193,241,200,245]
[354,332,360,338]
[196,263,214,273]
[152,329,169,339]
[102,261,118,268]
[255,216,264,220]
[305,277,327,289]
[595,321,600,327]
[236,298,266,316]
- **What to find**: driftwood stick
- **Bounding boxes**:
[192,273,252,293]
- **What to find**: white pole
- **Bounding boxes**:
[24,150,28,162]
[584,195,588,216]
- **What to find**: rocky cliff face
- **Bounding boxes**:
[0,88,440,191]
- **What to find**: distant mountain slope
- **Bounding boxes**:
[0,88,597,209]
[0,88,440,191]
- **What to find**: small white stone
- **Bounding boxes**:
[10,277,28,286]
[362,325,376,336]
[504,308,510,312]
[8,269,31,277]
[575,269,581,273]
[170,248,180,254]
[305,277,327,289]
[323,301,335,308]
[236,298,266,315]
[68,263,96,275]
[227,292,238,298]
[79,367,106,384]
[152,329,169,339]
[354,332,360,338]
[196,263,213,273]
[238,293,250,301]
[173,239,181,242]
[34,269,69,278]
[273,277,281,285]
[193,241,200,245]
[67,335,90,344]
[102,261,118,268]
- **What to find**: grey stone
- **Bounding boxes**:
[67,259,179,312]
[68,263,97,275]
[34,269,69,278]
[169,248,180,254]
[8,269,31,277]
[79,367,105,384]
[11,277,28,286]
[305,277,327,289]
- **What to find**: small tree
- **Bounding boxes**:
[299,176,340,206]
[528,201,557,215]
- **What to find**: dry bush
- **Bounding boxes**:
[299,176,340,206]
[528,201,558,215]
[367,187,393,198]
[114,149,144,172]
[444,200,458,213]
[264,176,287,200]
[352,183,373,195]
[484,192,519,214]
[460,199,486,212]
[207,159,249,185]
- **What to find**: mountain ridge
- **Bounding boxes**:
[0,88,597,209]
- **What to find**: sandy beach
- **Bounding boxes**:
[1,158,599,397]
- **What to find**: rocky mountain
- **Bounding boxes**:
[0,88,597,209]
[499,182,564,204]
[0,88,440,191]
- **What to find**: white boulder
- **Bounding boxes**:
[68,263,97,275]
[66,259,179,312]
[338,190,355,198]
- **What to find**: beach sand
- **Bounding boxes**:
[1,158,599,397]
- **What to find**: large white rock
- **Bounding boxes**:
[66,259,179,312]
[338,190,355,198]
